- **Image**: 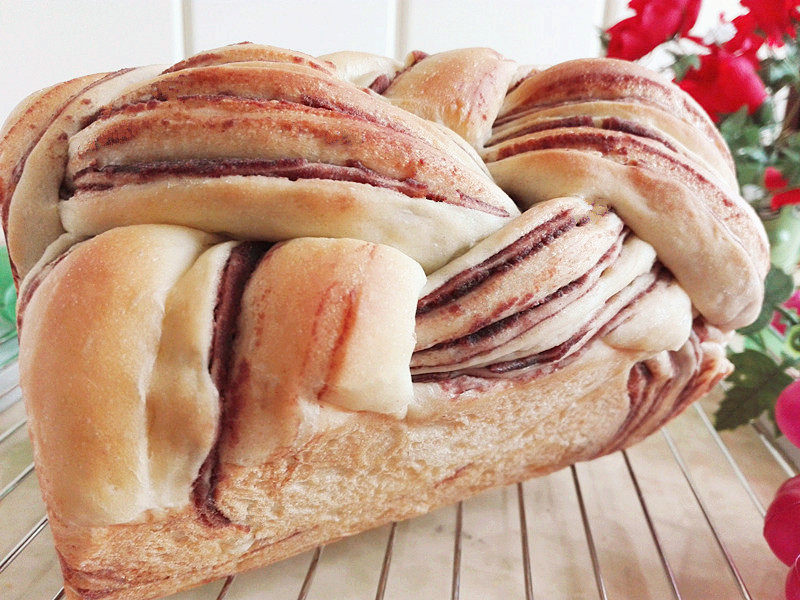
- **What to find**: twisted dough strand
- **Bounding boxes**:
[0,43,766,600]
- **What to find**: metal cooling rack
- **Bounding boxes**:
[0,326,795,600]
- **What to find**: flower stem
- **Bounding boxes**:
[776,305,800,326]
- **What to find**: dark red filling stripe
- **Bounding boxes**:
[496,72,713,135]
[69,157,510,217]
[192,241,271,528]
[416,209,580,316]
[90,94,396,137]
[489,115,678,153]
[414,264,665,381]
[491,130,736,212]
[414,230,625,362]
[368,74,392,94]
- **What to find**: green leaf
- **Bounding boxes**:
[715,379,790,430]
[781,146,800,161]
[718,107,781,191]
[783,132,800,154]
[716,386,768,430]
[737,266,795,335]
[737,146,769,162]
[760,48,800,90]
[671,54,700,82]
[776,146,800,187]
[736,161,765,187]
[765,264,795,300]
[599,31,610,54]
[786,324,800,356]
[720,106,749,131]
[0,247,15,325]
[727,349,783,387]
[755,98,777,125]
[715,351,793,430]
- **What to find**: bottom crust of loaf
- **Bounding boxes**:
[52,335,727,600]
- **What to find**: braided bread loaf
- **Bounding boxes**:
[0,43,767,599]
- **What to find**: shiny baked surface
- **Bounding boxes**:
[0,43,768,600]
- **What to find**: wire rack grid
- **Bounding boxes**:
[0,329,796,600]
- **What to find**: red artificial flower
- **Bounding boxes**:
[766,166,790,191]
[606,0,702,61]
[726,0,800,61]
[764,166,800,210]
[739,0,800,47]
[771,289,800,335]
[765,475,800,565]
[678,45,767,121]
[726,14,769,59]
[777,379,800,448]
[772,189,800,210]
[789,557,800,600]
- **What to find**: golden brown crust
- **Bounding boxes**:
[486,145,766,330]
[163,42,336,75]
[105,60,491,176]
[483,58,768,331]
[59,175,507,274]
[1,44,765,600]
[45,57,516,275]
[53,324,728,600]
[65,96,513,217]
[21,227,426,529]
[0,73,105,280]
[19,226,222,525]
[382,48,518,147]
[0,66,164,282]
[488,100,737,190]
[497,58,732,170]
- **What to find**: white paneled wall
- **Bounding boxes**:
[0,0,744,124]
[1,0,611,124]
[400,0,604,65]
[603,0,744,36]
[186,0,606,65]
[0,0,181,123]
[187,0,395,58]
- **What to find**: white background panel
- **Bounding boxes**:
[0,0,180,125]
[0,0,755,126]
[187,0,395,58]
[401,0,606,65]
[604,0,745,36]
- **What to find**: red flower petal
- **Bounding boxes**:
[787,290,800,312]
[679,0,702,35]
[606,0,703,61]
[766,167,790,191]
[726,14,767,64]
[740,0,800,47]
[772,189,800,211]
[764,473,800,565]
[777,380,800,449]
[777,476,800,498]
[788,557,800,600]
[678,46,766,121]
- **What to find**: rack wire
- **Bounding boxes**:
[0,328,795,600]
